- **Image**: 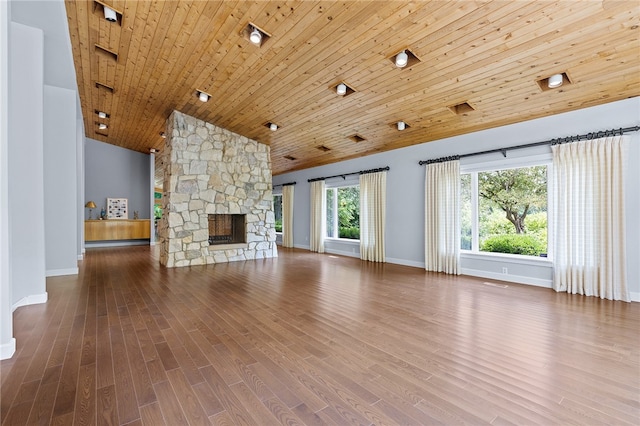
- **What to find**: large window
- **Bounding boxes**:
[273,194,282,233]
[461,164,548,257]
[326,186,359,240]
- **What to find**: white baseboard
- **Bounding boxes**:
[461,267,552,288]
[387,257,425,269]
[0,338,16,360]
[293,243,310,251]
[77,254,84,261]
[630,292,640,303]
[46,268,78,277]
[12,292,48,312]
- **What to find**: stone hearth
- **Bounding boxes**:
[159,111,277,267]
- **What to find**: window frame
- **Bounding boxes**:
[272,192,282,235]
[460,153,553,261]
[325,183,360,242]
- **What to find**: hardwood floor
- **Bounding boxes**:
[1,246,639,425]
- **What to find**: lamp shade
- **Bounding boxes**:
[395,50,408,68]
[104,6,117,22]
[548,74,563,88]
[85,201,97,209]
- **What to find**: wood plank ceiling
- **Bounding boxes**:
[65,1,640,176]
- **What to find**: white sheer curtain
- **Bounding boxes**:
[552,136,629,301]
[359,171,386,262]
[282,185,294,248]
[424,160,460,274]
[309,180,325,253]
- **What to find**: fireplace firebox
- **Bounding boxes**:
[208,214,246,245]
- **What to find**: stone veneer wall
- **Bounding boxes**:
[159,111,277,267]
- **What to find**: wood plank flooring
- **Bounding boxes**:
[1,246,639,425]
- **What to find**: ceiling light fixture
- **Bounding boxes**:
[98,123,107,130]
[160,132,166,138]
[103,6,117,22]
[395,50,408,68]
[198,91,210,102]
[98,111,107,119]
[270,123,278,131]
[336,83,347,96]
[249,27,262,45]
[548,74,563,88]
[397,121,406,131]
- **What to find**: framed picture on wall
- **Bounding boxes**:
[107,198,128,219]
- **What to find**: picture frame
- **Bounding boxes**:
[107,198,128,219]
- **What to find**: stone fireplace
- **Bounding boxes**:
[158,111,277,267]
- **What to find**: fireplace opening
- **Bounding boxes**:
[208,214,246,245]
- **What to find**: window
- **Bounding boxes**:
[273,194,282,233]
[461,164,548,257]
[326,185,359,240]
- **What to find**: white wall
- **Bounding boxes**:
[8,22,47,309]
[77,117,85,257]
[44,85,78,276]
[0,0,14,360]
[1,1,83,360]
[273,97,640,300]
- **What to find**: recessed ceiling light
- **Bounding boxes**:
[198,91,210,102]
[397,121,406,131]
[270,123,278,131]
[160,132,166,138]
[332,82,355,97]
[249,27,262,45]
[548,74,563,88]
[98,123,107,130]
[395,50,408,68]
[103,5,117,22]
[98,111,107,119]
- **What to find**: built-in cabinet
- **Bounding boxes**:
[85,219,150,241]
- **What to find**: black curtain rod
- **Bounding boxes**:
[418,125,640,166]
[272,181,296,188]
[308,166,390,183]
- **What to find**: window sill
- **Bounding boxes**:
[461,250,552,266]
[325,237,360,244]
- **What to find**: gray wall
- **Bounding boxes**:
[273,97,640,301]
[44,85,78,275]
[85,138,151,221]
